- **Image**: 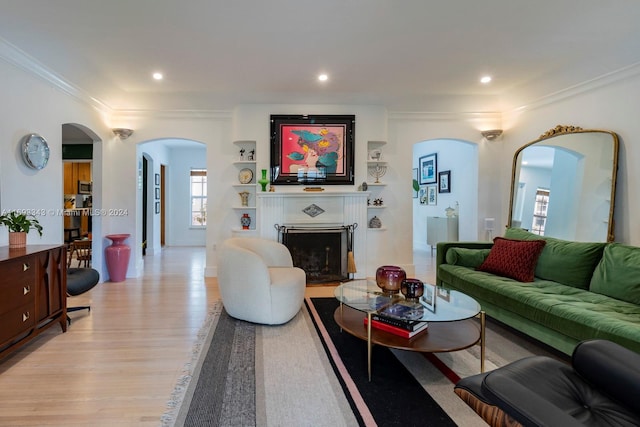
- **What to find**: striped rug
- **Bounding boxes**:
[162,297,565,426]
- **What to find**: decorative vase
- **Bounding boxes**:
[241,213,251,230]
[258,169,269,192]
[369,216,382,229]
[401,278,424,300]
[375,265,406,295]
[105,234,131,282]
[8,232,27,249]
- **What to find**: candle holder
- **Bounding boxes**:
[368,164,387,184]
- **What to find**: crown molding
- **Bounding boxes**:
[0,37,112,115]
[506,61,640,117]
[111,109,233,121]
[387,111,501,122]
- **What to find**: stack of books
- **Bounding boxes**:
[363,301,428,338]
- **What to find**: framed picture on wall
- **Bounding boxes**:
[419,186,428,204]
[155,173,160,186]
[155,187,160,200]
[155,201,160,214]
[426,185,437,205]
[269,114,355,185]
[418,153,437,184]
[438,170,451,193]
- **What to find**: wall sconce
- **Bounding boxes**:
[481,129,503,141]
[112,128,134,140]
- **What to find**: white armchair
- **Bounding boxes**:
[218,237,306,325]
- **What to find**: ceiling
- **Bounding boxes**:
[0,1,639,114]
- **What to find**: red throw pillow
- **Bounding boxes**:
[477,237,546,282]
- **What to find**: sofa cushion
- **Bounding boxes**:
[477,237,546,282]
[445,247,492,268]
[590,244,640,305]
[504,228,605,289]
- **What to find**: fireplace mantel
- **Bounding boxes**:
[257,191,368,279]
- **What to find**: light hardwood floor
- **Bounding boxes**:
[0,246,436,426]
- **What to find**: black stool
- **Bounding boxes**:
[67,268,100,324]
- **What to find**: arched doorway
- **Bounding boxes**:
[136,138,206,261]
[413,138,479,252]
[62,123,104,275]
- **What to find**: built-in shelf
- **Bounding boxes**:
[367,205,386,209]
[367,227,387,231]
[366,182,386,186]
[232,140,258,232]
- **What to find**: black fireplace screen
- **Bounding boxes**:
[276,225,356,284]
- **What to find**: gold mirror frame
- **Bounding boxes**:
[507,125,619,242]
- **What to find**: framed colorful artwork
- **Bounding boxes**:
[270,114,355,185]
[418,153,437,184]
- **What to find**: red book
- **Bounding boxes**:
[364,317,428,338]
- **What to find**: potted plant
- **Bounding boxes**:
[0,211,43,248]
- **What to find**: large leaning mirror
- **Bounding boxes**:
[508,125,619,242]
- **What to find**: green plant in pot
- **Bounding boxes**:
[0,211,43,249]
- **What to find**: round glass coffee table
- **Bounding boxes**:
[334,279,485,380]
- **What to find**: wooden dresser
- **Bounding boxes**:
[0,245,67,359]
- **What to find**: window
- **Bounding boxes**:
[190,169,207,226]
[531,188,550,235]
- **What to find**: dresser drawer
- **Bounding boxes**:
[0,258,36,312]
[0,302,36,346]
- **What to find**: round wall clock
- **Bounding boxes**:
[238,168,253,184]
[21,133,50,170]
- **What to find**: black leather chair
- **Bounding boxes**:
[66,268,100,324]
[454,339,640,426]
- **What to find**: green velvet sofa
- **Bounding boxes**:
[436,228,640,355]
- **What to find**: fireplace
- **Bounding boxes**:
[277,225,355,284]
[256,191,368,280]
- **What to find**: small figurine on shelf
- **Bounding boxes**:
[373,198,384,206]
[248,149,255,161]
[239,148,245,160]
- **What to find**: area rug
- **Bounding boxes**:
[162,297,566,426]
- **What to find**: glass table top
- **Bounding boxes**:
[334,279,481,322]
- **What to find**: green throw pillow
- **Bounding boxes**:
[590,244,640,305]
[504,228,605,289]
[445,247,491,268]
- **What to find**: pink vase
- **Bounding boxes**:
[105,234,131,282]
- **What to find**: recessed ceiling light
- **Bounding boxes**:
[480,75,492,84]
[152,72,163,80]
[318,74,328,82]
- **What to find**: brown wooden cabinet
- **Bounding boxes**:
[63,162,91,195]
[0,245,67,360]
